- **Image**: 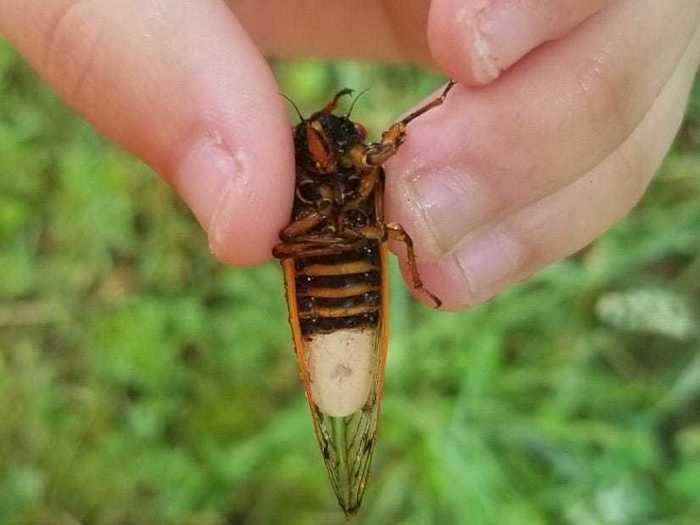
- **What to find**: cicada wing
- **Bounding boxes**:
[281,244,389,515]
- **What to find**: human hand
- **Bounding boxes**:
[388,0,700,309]
[2,1,697,310]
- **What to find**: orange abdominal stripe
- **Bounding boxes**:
[299,303,379,319]
[298,282,379,298]
[302,260,377,276]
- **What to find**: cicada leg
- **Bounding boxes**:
[384,223,442,308]
[367,176,442,308]
[273,233,366,259]
[272,242,347,259]
[279,211,325,242]
[398,80,456,127]
[339,167,381,220]
[365,80,456,166]
[320,88,354,114]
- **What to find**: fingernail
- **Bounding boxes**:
[457,6,501,83]
[453,226,526,302]
[407,166,496,254]
[475,2,544,73]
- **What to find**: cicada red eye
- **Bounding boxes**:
[306,124,332,169]
[354,122,367,141]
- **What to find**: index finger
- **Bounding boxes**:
[0,0,294,265]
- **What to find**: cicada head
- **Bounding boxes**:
[292,89,368,174]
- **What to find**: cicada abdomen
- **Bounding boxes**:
[281,238,389,514]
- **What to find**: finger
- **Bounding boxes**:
[229,0,433,63]
[405,23,700,310]
[0,0,294,266]
[386,0,700,260]
[428,0,614,84]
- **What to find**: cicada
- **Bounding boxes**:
[273,81,455,515]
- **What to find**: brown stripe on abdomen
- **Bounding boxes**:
[295,240,382,336]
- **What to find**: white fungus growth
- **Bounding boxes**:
[307,328,377,417]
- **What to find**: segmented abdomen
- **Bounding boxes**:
[293,241,382,336]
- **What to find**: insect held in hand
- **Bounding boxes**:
[273,81,455,515]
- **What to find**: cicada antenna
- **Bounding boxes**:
[280,93,305,122]
[346,88,371,119]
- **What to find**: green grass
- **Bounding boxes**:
[1,42,700,525]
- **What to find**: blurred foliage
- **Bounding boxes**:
[1,38,700,525]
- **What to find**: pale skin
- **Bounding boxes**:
[1,1,698,310]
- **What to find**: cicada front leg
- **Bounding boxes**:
[278,210,325,242]
[365,80,456,166]
[272,242,346,259]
